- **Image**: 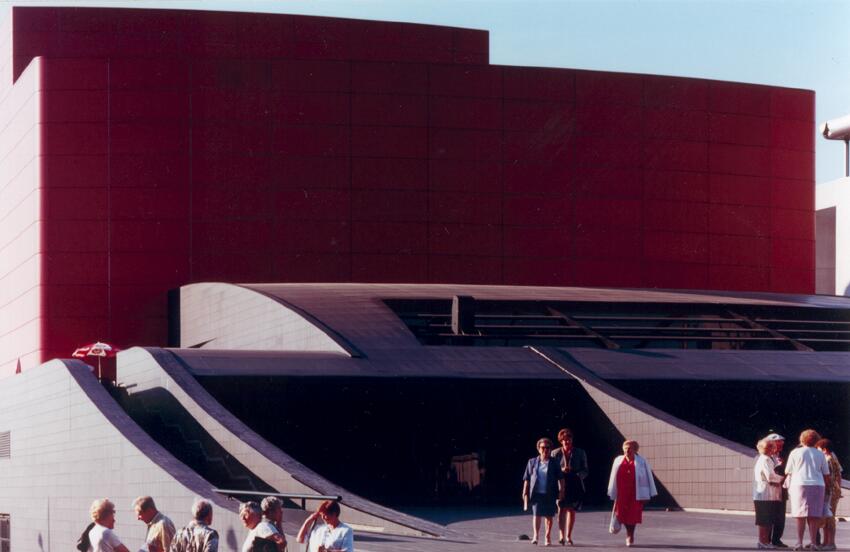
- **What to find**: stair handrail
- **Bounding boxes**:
[213,488,342,510]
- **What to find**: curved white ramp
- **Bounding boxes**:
[0,359,247,552]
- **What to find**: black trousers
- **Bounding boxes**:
[771,499,786,544]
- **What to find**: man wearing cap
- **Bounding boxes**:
[766,433,789,548]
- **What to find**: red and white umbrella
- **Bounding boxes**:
[72,341,120,379]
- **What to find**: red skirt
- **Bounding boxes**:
[614,458,643,525]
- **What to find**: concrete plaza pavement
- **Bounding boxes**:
[348,509,849,552]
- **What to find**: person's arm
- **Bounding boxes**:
[765,458,783,484]
[557,475,565,502]
[784,451,795,475]
[267,533,286,552]
[607,457,620,500]
[644,456,658,499]
[575,449,589,480]
[203,531,219,552]
[296,513,320,544]
[522,458,533,499]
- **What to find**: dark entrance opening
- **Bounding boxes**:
[197,376,634,510]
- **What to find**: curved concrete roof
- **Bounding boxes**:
[179,283,357,355]
[179,283,850,357]
[173,283,850,381]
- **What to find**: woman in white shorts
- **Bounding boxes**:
[784,429,831,551]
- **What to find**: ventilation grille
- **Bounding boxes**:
[0,513,9,552]
[0,432,9,458]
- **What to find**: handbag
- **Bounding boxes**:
[608,505,621,534]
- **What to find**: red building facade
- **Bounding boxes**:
[0,7,815,375]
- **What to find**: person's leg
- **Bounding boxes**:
[557,506,566,543]
[625,524,636,546]
[759,525,772,545]
[532,515,541,544]
[544,516,553,545]
[795,517,806,548]
[824,516,835,547]
[825,495,839,547]
[806,517,820,547]
[566,509,576,543]
[826,524,836,548]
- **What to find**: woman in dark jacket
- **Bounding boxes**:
[522,438,565,546]
[551,428,589,545]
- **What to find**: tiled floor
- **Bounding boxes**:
[342,508,849,552]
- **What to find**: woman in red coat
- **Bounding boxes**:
[608,440,658,547]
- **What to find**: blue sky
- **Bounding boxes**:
[6,0,850,182]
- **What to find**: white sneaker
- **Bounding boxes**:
[758,543,775,549]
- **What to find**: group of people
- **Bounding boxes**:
[521,429,658,547]
[753,430,843,551]
[521,427,844,550]
[79,495,354,552]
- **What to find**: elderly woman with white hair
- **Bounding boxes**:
[608,440,657,547]
[754,438,784,549]
[88,498,130,552]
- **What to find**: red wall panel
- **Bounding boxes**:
[352,94,426,126]
[643,108,708,141]
[429,255,500,284]
[643,170,709,203]
[429,65,502,97]
[709,82,771,116]
[428,224,501,256]
[275,220,350,254]
[503,257,571,286]
[576,71,642,105]
[352,158,427,190]
[644,75,708,110]
[502,67,574,101]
